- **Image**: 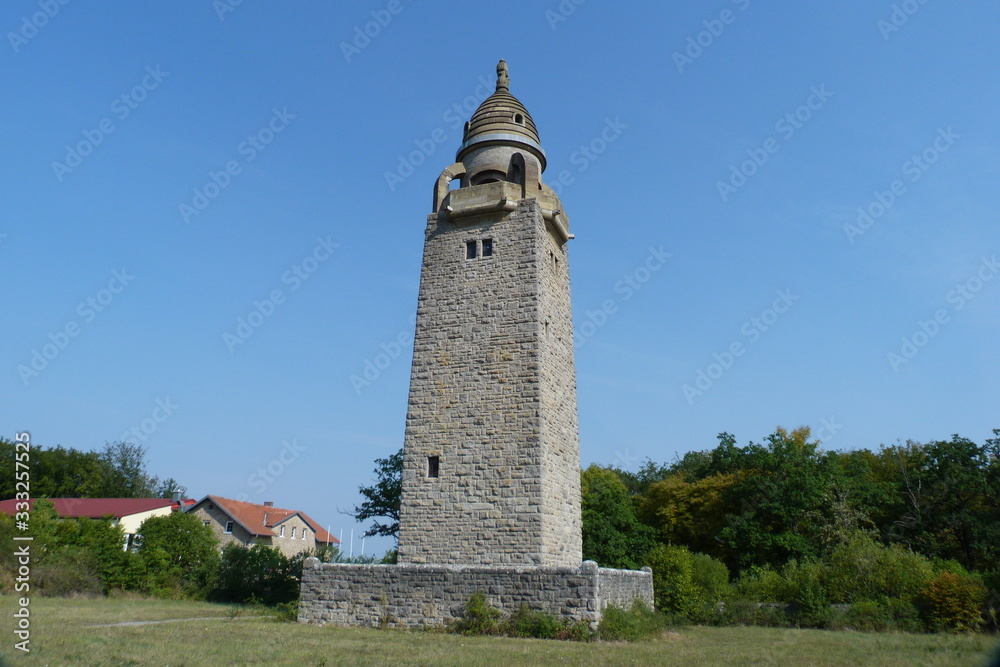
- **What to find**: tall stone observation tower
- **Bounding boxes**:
[397,59,582,568]
[299,62,652,628]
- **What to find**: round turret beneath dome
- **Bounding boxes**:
[456,60,547,185]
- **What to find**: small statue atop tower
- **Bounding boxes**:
[496,58,510,91]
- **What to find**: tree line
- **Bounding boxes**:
[354,427,1000,631]
[0,439,183,500]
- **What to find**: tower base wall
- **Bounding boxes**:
[298,558,652,629]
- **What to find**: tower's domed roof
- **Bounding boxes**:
[456,60,546,171]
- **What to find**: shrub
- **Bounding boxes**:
[273,600,299,622]
[735,565,791,603]
[644,544,700,616]
[922,571,987,632]
[689,552,731,619]
[824,533,934,604]
[598,600,666,641]
[507,604,562,639]
[781,559,830,627]
[33,550,104,597]
[210,544,302,606]
[839,599,922,633]
[982,569,1000,631]
[450,594,592,640]
[453,592,503,636]
[843,600,893,632]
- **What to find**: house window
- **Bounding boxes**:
[225,521,233,534]
[302,530,307,540]
[466,240,477,259]
[427,456,440,478]
[291,527,297,539]
[482,239,493,257]
[202,520,210,526]
[280,526,285,537]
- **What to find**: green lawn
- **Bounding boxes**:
[1,596,997,666]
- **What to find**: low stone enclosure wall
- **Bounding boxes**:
[298,559,653,628]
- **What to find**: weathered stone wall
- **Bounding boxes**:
[397,192,581,567]
[597,567,656,610]
[298,559,653,628]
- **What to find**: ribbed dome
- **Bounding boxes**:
[456,60,546,171]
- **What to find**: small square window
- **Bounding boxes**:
[225,521,233,534]
[427,456,440,478]
[466,241,477,259]
[482,239,493,256]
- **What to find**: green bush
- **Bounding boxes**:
[922,571,987,632]
[843,600,892,632]
[982,569,1000,631]
[837,599,922,633]
[781,559,830,627]
[453,592,503,636]
[507,604,563,639]
[644,544,700,615]
[210,544,302,606]
[273,600,299,622]
[691,552,731,601]
[597,600,666,641]
[824,533,934,604]
[735,565,791,603]
[450,594,592,640]
[33,550,104,597]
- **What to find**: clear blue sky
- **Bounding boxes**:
[3,2,998,556]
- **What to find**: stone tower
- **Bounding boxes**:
[397,60,582,567]
[298,63,652,627]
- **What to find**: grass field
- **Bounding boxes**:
[1,596,998,666]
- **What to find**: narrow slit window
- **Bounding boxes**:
[466,241,477,259]
[482,239,493,256]
[427,456,440,478]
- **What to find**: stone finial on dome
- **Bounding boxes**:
[496,59,510,92]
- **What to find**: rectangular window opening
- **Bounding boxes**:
[427,455,440,478]
[466,241,477,259]
[482,238,493,256]
[225,521,233,534]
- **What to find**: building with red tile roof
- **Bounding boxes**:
[187,495,338,558]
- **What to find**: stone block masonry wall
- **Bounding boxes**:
[397,195,581,567]
[298,559,653,628]
[597,566,656,610]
